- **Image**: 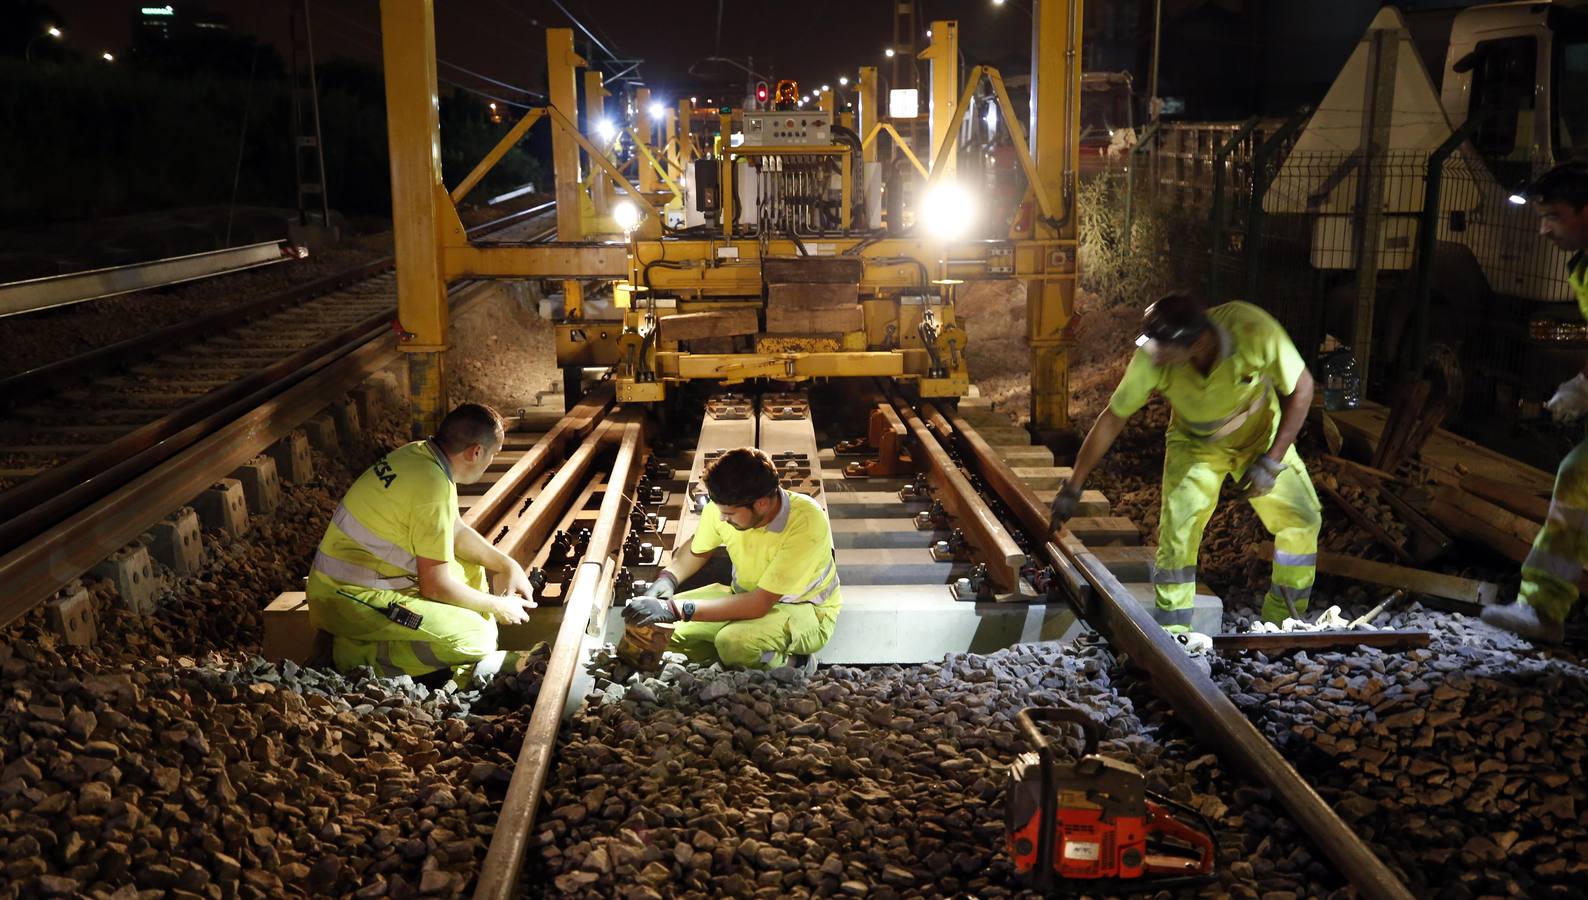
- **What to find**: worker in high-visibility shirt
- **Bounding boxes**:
[623,447,841,668]
[307,403,536,685]
[1049,293,1322,629]
[1484,162,1588,644]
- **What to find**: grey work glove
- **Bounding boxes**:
[1547,373,1588,424]
[643,572,677,600]
[1241,455,1286,499]
[1048,481,1084,533]
[623,595,679,627]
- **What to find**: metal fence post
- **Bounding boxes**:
[1413,122,1478,373]
[1209,117,1260,301]
[1124,122,1161,241]
[1243,112,1309,305]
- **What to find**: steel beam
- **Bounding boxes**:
[0,242,291,318]
[858,67,879,165]
[547,28,587,319]
[920,20,959,177]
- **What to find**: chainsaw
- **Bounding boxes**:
[1005,704,1218,891]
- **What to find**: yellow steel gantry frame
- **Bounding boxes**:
[377,0,1080,434]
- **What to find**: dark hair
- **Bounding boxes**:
[703,447,781,508]
[434,403,503,454]
[1528,162,1588,210]
[1142,292,1210,346]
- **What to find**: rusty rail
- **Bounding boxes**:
[940,410,1416,900]
[462,382,613,534]
[473,414,645,900]
[890,397,1024,591]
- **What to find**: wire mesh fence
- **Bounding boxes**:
[1105,123,1582,418]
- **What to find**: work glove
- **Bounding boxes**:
[1547,373,1588,424]
[643,572,677,600]
[623,595,679,627]
[1047,481,1083,533]
[1240,456,1286,499]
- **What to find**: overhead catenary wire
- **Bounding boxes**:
[316,4,545,102]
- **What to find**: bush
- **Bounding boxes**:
[1077,173,1212,307]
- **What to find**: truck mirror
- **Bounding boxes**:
[1452,50,1480,74]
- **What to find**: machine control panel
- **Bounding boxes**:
[742,110,833,146]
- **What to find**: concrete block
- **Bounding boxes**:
[813,584,1087,664]
[1121,583,1223,636]
[996,446,1056,467]
[263,592,316,663]
[303,414,340,454]
[148,507,204,575]
[1065,516,1140,546]
[352,384,382,427]
[91,544,159,614]
[230,455,281,516]
[329,397,362,446]
[267,430,314,484]
[372,370,402,412]
[1089,546,1158,582]
[194,478,249,537]
[47,580,98,647]
[1036,487,1111,517]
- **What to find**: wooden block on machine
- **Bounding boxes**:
[765,304,863,333]
[763,257,864,284]
[660,309,760,342]
[767,282,861,308]
[1065,517,1140,545]
[263,592,317,664]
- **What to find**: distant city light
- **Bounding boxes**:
[821,84,830,92]
[47,26,62,38]
[838,76,849,86]
[489,102,497,110]
[926,29,933,37]
[884,48,895,58]
[690,96,698,104]
[141,5,174,14]
[101,51,115,61]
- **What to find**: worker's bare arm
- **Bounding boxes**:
[1265,369,1314,463]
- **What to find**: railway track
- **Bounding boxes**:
[1,295,1583,896]
[0,202,558,629]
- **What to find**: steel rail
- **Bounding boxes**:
[495,421,621,566]
[939,409,1416,900]
[0,305,417,629]
[0,200,555,406]
[889,397,1024,590]
[474,414,645,900]
[0,240,294,319]
[462,383,614,534]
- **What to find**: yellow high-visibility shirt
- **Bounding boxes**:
[691,489,841,608]
[1108,301,1306,447]
[1569,253,1588,319]
[313,440,459,596]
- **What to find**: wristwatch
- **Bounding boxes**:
[681,601,697,622]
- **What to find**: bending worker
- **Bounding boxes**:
[1483,162,1588,644]
[1049,293,1322,629]
[308,402,537,685]
[623,447,841,667]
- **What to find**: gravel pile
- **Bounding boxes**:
[0,395,559,899]
[531,641,1355,900]
[1212,608,1588,898]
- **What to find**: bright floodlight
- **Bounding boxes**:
[919,182,975,241]
[649,101,666,120]
[884,48,896,58]
[595,119,616,142]
[613,200,641,232]
[838,76,849,86]
[101,51,115,61]
[993,0,1007,5]
[821,84,830,92]
[47,26,62,37]
[1508,192,1529,206]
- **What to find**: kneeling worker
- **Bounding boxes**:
[308,402,537,685]
[1049,293,1323,629]
[624,447,841,668]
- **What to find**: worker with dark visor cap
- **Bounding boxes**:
[1049,293,1323,634]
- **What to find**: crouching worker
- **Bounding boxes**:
[307,402,537,686]
[623,447,841,668]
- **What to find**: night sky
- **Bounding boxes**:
[40,0,1037,108]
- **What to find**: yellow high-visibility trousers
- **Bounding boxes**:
[667,584,840,668]
[1519,437,1588,623]
[307,561,507,686]
[1155,434,1322,626]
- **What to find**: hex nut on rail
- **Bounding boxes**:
[148,506,205,575]
[90,543,159,614]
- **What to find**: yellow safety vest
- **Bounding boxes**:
[691,490,841,607]
[311,440,459,595]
